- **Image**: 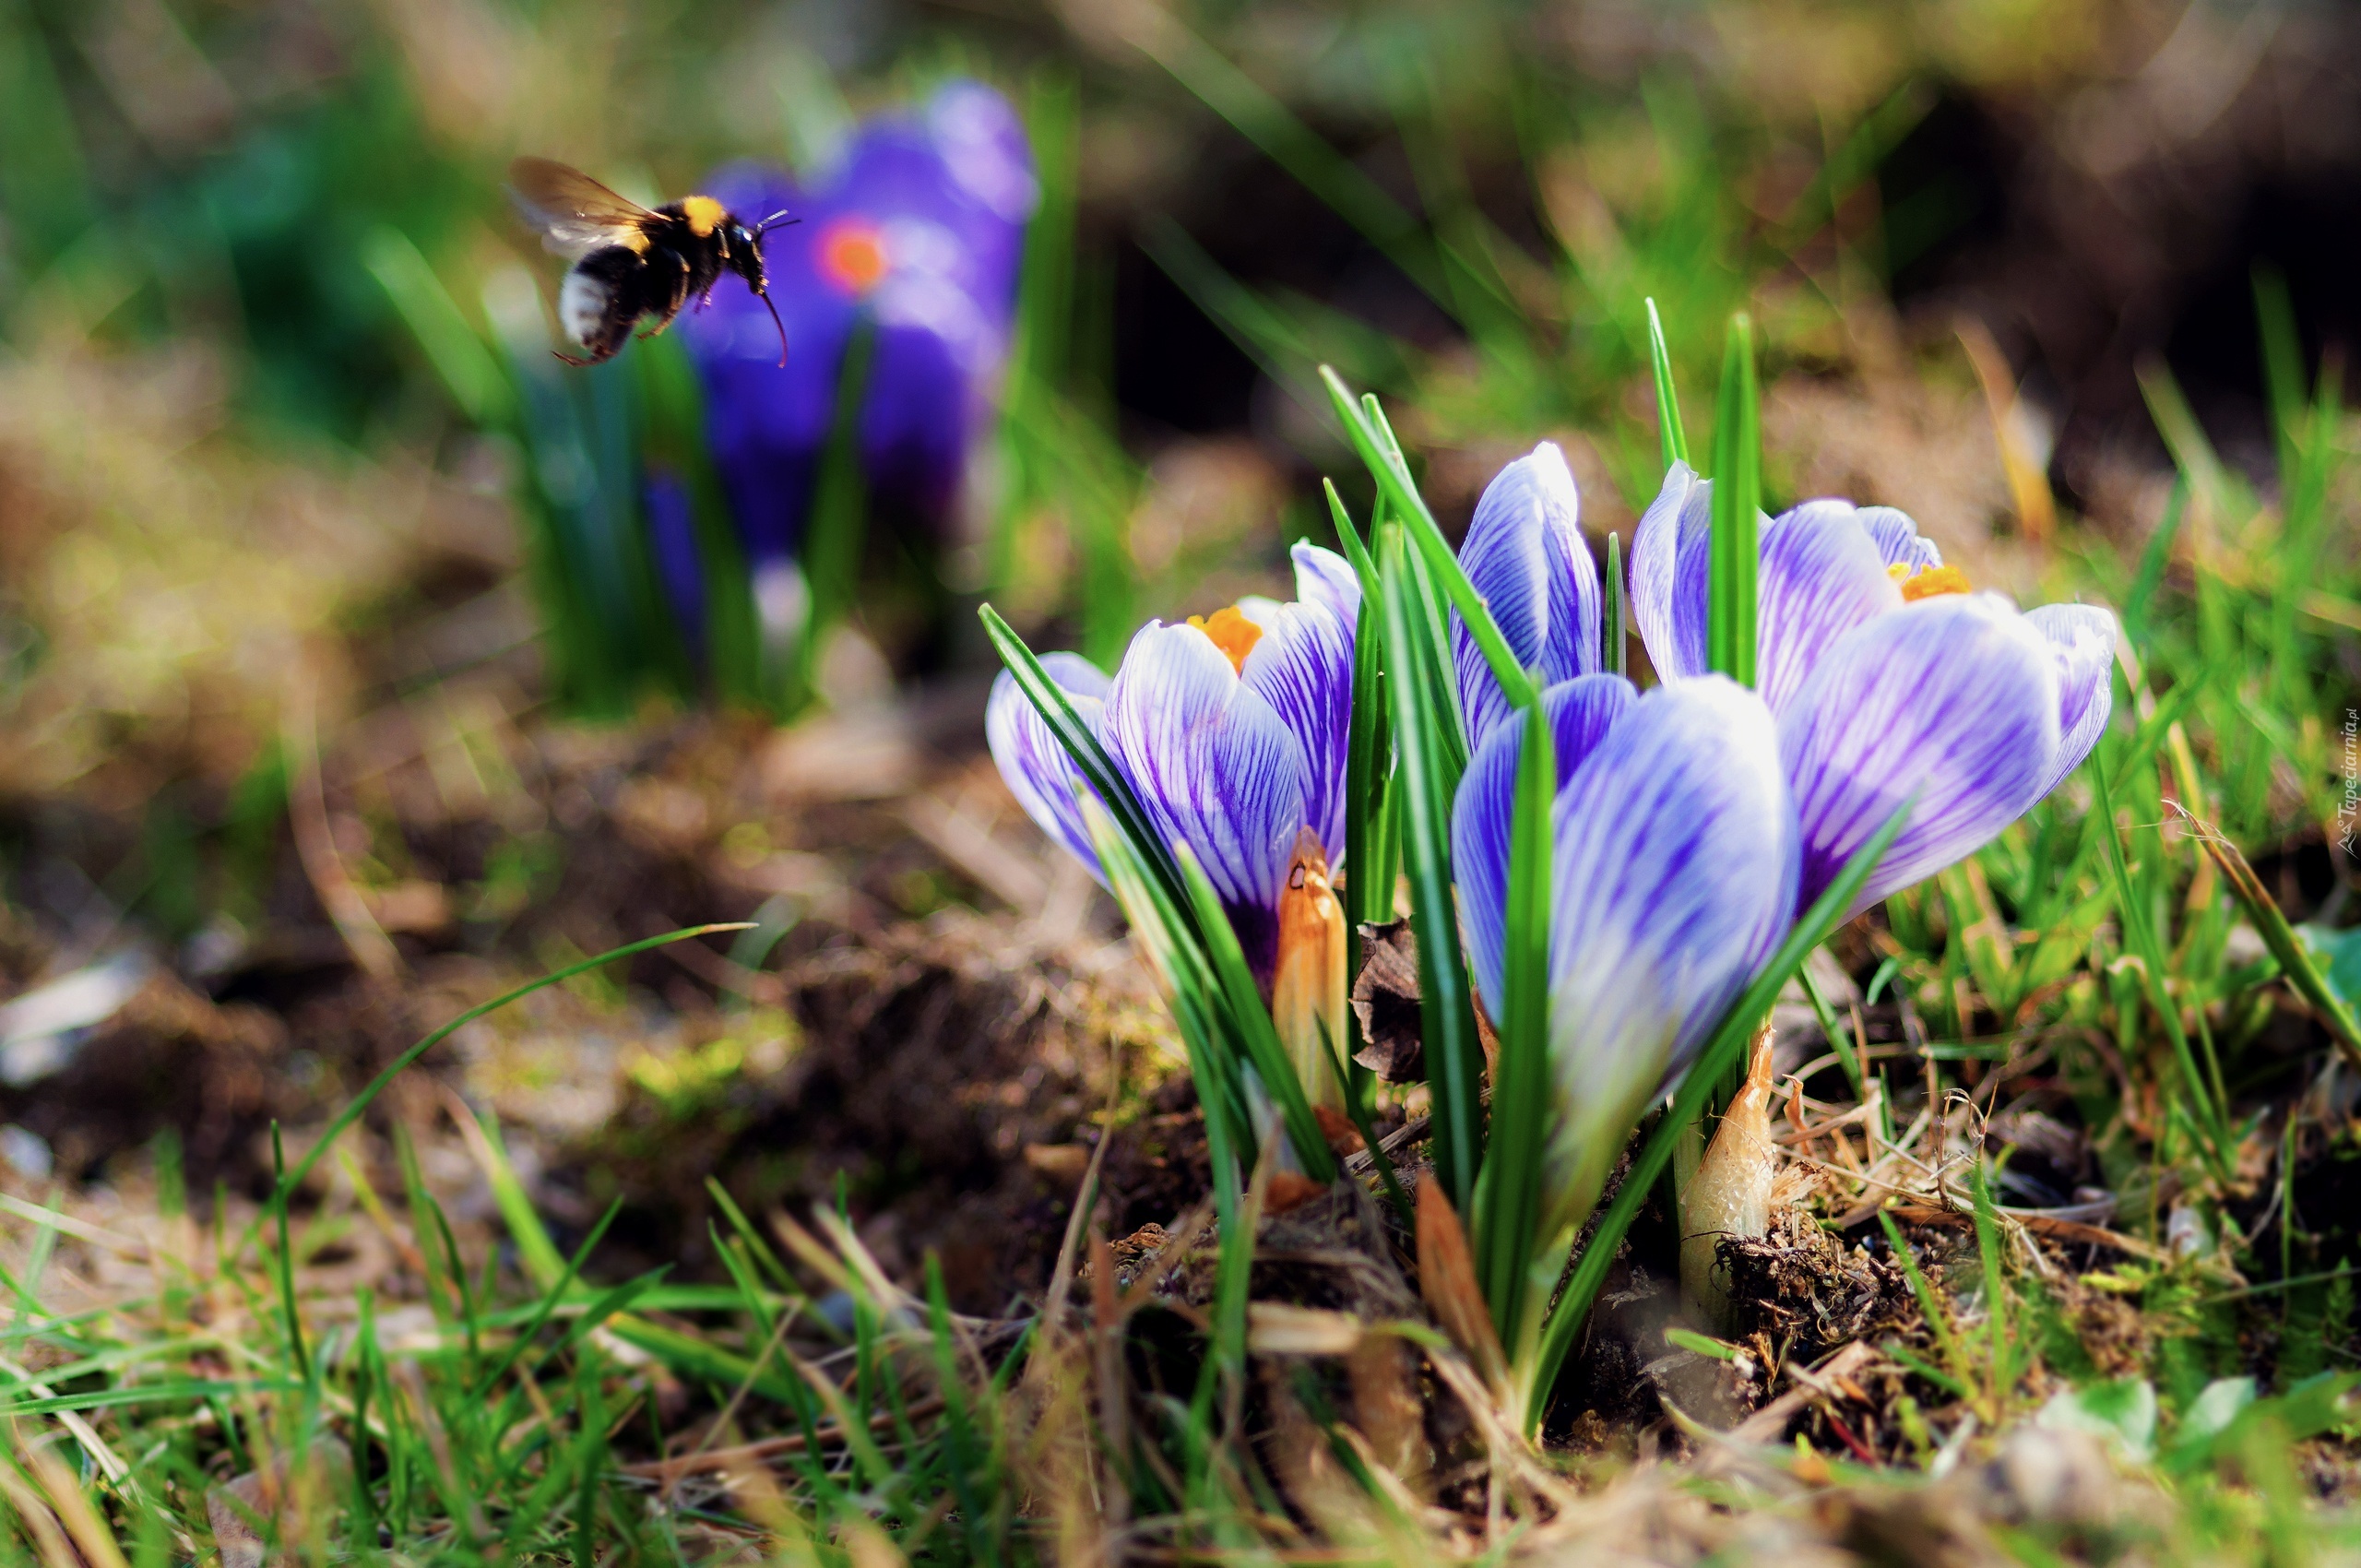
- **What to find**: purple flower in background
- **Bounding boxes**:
[1628,466,2118,914]
[683,81,1036,594]
[988,544,1362,978]
[1450,676,1797,1228]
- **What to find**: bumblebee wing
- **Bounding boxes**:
[507,157,659,256]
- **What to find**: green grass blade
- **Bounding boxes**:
[260,924,749,1232]
[363,225,509,425]
[1707,313,1760,688]
[1477,700,1555,1351]
[2091,755,2232,1181]
[1319,365,1538,717]
[1344,589,1395,930]
[1645,298,1689,470]
[1376,518,1485,1216]
[2253,266,2306,491]
[1525,796,1914,1431]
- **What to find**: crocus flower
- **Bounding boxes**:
[683,81,1036,626]
[989,543,1362,1107]
[1630,465,2118,913]
[1450,443,1603,747]
[1451,676,1797,1233]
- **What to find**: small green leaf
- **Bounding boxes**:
[1645,298,1689,470]
[1707,312,1760,688]
[1603,531,1626,679]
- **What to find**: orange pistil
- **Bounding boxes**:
[1272,827,1348,1115]
[1188,605,1264,674]
[1889,562,1973,601]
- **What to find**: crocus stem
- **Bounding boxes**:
[1679,1021,1777,1332]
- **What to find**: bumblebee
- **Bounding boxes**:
[508,156,791,367]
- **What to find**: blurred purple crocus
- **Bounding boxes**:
[1629,463,2118,914]
[682,81,1036,606]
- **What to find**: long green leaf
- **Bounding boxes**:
[1645,298,1689,470]
[1319,366,1538,717]
[1377,518,1484,1215]
[1524,796,1914,1431]
[1707,313,1760,687]
[1477,699,1555,1351]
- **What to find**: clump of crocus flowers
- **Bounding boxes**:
[986,335,2117,1435]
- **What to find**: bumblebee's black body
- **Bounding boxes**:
[508,157,790,367]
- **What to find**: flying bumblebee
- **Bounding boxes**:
[507,156,792,367]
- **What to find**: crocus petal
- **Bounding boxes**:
[1545,676,1797,1226]
[1453,444,1601,745]
[1756,501,1905,717]
[1451,674,1637,1017]
[1857,505,1943,573]
[2024,603,2118,798]
[1780,594,2061,916]
[1104,623,1311,973]
[986,652,1112,881]
[1240,594,1356,863]
[1292,541,1362,631]
[1628,461,1714,684]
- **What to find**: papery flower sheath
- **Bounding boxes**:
[1451,443,1602,746]
[683,82,1036,585]
[1630,465,2118,914]
[1450,676,1797,1228]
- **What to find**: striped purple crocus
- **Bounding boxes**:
[682,81,1035,625]
[1629,463,2118,915]
[989,544,1363,1109]
[1451,675,1798,1230]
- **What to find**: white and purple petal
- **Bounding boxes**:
[1292,540,1362,631]
[1240,595,1356,862]
[1449,673,1638,1016]
[1857,506,1942,573]
[1453,444,1600,745]
[1628,461,1714,685]
[1755,501,1906,718]
[1780,594,2060,916]
[986,653,1112,881]
[2024,603,2118,800]
[1545,676,1797,1221]
[1104,622,1311,974]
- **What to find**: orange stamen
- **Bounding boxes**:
[817,219,889,296]
[1188,605,1264,673]
[1889,562,1972,601]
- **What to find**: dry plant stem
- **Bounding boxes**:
[1680,1023,1777,1332]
